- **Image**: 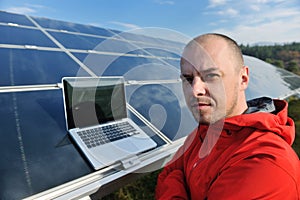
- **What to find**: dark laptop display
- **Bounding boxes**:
[64,78,126,128]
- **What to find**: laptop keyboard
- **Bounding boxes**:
[77,122,140,149]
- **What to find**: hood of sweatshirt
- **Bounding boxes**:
[225,97,295,145]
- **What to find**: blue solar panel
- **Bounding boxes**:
[245,55,300,99]
[0,25,58,47]
[32,16,116,37]
[49,31,106,50]
[0,10,300,199]
[113,31,185,49]
[127,83,197,141]
[0,90,92,199]
[0,48,91,86]
[128,48,181,58]
[73,53,180,79]
[0,11,34,26]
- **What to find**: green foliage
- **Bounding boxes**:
[286,60,300,73]
[101,170,161,200]
[240,42,300,75]
[288,97,300,157]
[265,58,284,68]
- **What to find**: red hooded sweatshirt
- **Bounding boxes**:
[156,98,300,199]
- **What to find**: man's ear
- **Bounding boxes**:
[240,66,249,90]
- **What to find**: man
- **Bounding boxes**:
[156,33,300,199]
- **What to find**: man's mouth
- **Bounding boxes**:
[192,102,212,109]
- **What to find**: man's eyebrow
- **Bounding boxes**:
[181,67,220,75]
[199,67,220,73]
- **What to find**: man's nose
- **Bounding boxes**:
[192,76,206,96]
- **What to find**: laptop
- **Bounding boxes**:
[62,76,157,170]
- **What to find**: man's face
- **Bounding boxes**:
[180,39,245,124]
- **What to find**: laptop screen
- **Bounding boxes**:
[63,77,127,129]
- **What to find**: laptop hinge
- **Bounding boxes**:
[121,155,141,169]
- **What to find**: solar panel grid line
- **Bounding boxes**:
[25,15,98,77]
[8,49,34,194]
[127,103,173,144]
[125,79,181,86]
[0,44,63,52]
[45,27,115,40]
[0,22,39,30]
[78,49,181,60]
[12,91,33,194]
[0,84,60,93]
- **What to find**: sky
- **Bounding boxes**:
[0,0,299,45]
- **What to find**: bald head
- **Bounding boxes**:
[183,33,244,73]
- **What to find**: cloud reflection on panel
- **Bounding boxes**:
[244,55,299,100]
[75,27,186,78]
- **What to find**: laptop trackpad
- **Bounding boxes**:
[115,140,139,153]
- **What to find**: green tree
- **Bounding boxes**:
[273,60,284,68]
[286,60,299,74]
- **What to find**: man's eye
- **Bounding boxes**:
[204,73,220,81]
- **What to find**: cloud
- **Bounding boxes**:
[205,0,300,44]
[4,4,46,15]
[240,5,300,28]
[250,5,261,11]
[256,0,286,3]
[154,0,175,5]
[213,15,300,44]
[109,21,141,30]
[217,8,239,16]
[5,6,36,14]
[208,0,227,7]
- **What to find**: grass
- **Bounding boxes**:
[100,97,300,200]
[101,170,161,200]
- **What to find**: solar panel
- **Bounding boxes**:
[72,52,180,78]
[0,11,34,26]
[0,25,58,47]
[127,82,197,141]
[49,31,106,49]
[245,55,300,99]
[0,10,299,199]
[0,48,90,86]
[32,16,117,37]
